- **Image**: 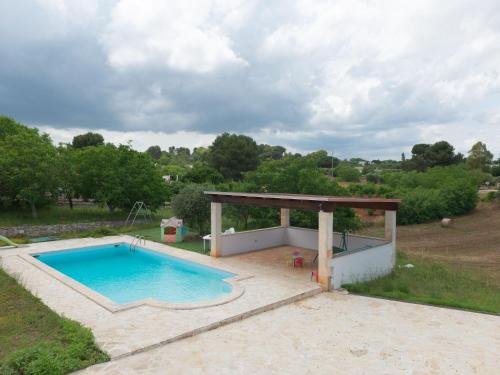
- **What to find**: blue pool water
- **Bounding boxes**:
[34,243,235,305]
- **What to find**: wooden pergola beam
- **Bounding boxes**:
[205,191,400,211]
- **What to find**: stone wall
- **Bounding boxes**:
[0,220,146,238]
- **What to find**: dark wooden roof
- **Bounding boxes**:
[204,191,400,212]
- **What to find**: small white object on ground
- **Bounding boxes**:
[399,264,414,269]
[441,218,452,227]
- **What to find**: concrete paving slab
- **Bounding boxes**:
[79,292,500,375]
[0,236,320,358]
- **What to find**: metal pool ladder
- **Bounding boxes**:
[129,235,145,251]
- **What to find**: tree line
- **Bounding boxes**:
[1,116,498,228]
[0,117,166,218]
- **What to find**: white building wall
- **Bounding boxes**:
[285,227,318,249]
[218,225,395,288]
[330,242,395,289]
[219,227,285,256]
[286,227,386,251]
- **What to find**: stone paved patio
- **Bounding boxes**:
[0,236,320,358]
[79,292,500,375]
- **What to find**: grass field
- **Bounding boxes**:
[0,206,173,227]
[0,268,108,374]
[344,252,500,314]
[130,227,207,254]
[350,202,500,313]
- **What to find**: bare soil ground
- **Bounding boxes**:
[361,202,500,286]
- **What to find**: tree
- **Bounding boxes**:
[257,144,286,161]
[72,132,104,148]
[0,117,59,218]
[403,141,463,171]
[335,165,361,182]
[172,184,211,235]
[427,141,460,167]
[57,145,79,209]
[185,162,224,184]
[146,145,162,160]
[243,157,359,230]
[209,133,259,180]
[491,159,500,177]
[76,144,166,211]
[192,147,210,162]
[306,150,339,169]
[467,142,493,172]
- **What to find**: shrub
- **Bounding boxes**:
[335,165,361,182]
[371,166,480,225]
[366,173,383,184]
[1,320,108,375]
[484,191,498,202]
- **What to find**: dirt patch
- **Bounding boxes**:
[360,203,500,286]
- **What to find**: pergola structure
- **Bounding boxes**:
[205,192,401,290]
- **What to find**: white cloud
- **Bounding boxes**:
[101,0,247,73]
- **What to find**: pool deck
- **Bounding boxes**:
[79,292,500,375]
[0,236,321,358]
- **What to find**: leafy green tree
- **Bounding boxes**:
[467,142,493,172]
[242,157,360,230]
[257,144,286,161]
[403,141,463,171]
[491,160,500,177]
[146,145,162,160]
[427,141,463,167]
[185,162,224,184]
[161,164,188,179]
[72,132,104,148]
[76,144,166,211]
[218,181,257,230]
[172,184,211,235]
[192,147,210,162]
[57,146,80,209]
[0,117,59,218]
[306,150,339,169]
[335,164,361,182]
[209,133,259,180]
[244,157,343,195]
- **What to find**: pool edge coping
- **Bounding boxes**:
[16,237,250,313]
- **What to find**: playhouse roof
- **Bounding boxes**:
[161,217,183,228]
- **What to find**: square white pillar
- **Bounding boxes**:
[385,210,396,242]
[280,208,290,228]
[318,210,333,290]
[385,210,397,266]
[210,202,222,257]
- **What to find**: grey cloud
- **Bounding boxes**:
[1,0,499,158]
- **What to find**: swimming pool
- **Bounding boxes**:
[34,243,236,306]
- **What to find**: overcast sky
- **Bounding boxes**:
[1,0,499,159]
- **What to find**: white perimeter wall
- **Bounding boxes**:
[219,226,395,289]
[286,227,386,251]
[331,242,395,289]
[220,227,285,256]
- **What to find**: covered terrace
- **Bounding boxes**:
[205,191,401,290]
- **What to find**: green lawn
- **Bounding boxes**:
[0,268,108,374]
[343,252,500,314]
[130,227,208,254]
[0,206,173,227]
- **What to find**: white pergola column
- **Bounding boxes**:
[210,202,222,257]
[385,210,397,266]
[318,210,333,290]
[280,208,290,228]
[385,210,396,242]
